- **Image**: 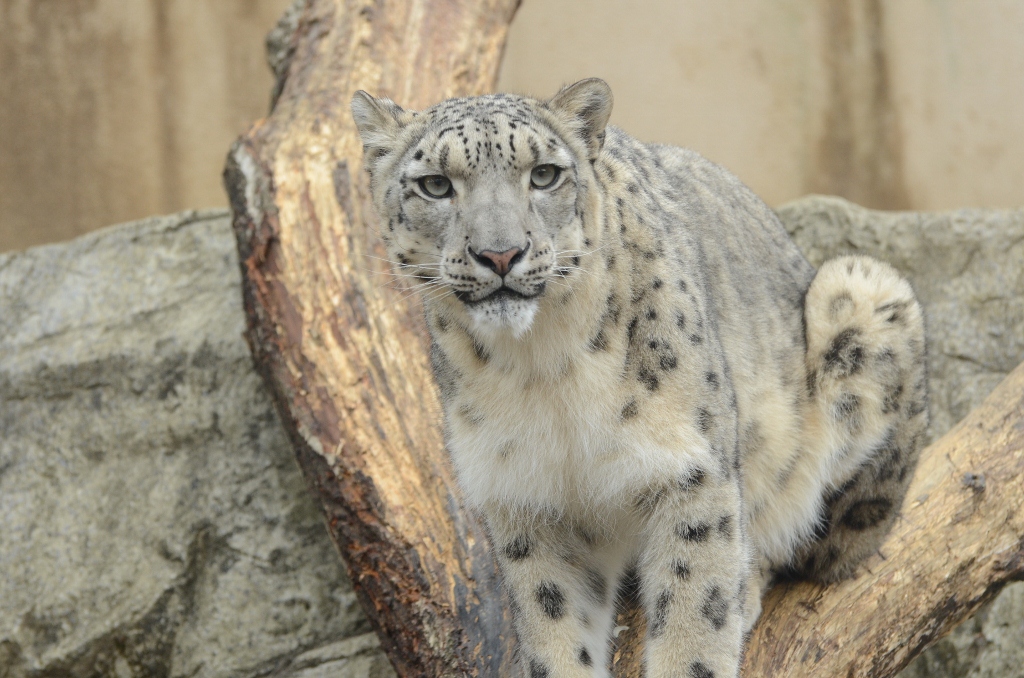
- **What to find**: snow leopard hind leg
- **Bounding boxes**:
[790,255,928,583]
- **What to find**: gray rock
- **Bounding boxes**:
[273,633,398,678]
[1,198,1020,677]
[779,195,1024,678]
[0,211,386,677]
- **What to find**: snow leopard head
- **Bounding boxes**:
[352,78,612,338]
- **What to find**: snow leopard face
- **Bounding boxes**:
[352,80,612,338]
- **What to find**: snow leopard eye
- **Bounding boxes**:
[418,175,453,199]
[530,164,560,189]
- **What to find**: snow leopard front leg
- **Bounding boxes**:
[487,507,621,678]
[637,465,747,678]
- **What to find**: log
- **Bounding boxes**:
[223,2,1024,676]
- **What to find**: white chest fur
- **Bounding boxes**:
[442,336,709,516]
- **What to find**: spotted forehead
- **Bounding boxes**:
[411,94,566,173]
[424,93,541,128]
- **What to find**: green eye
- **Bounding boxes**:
[530,164,560,189]
[418,175,452,198]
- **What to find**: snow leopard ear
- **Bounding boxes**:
[351,90,410,164]
[546,78,614,160]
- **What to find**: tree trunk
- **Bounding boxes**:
[223,2,1024,676]
[224,1,521,676]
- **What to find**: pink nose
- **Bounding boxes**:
[470,246,525,277]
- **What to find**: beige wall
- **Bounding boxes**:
[0,0,293,252]
[2,1,1023,252]
[499,0,1024,211]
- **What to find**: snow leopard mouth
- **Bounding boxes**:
[456,284,546,306]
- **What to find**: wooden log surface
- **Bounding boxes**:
[223,2,1024,676]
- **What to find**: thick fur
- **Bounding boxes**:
[353,80,927,678]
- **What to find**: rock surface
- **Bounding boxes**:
[0,198,1021,677]
[0,211,388,677]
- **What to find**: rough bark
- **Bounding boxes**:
[224,1,521,676]
[223,2,1024,676]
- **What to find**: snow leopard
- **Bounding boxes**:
[351,78,927,678]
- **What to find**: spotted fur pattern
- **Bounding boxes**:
[352,79,927,678]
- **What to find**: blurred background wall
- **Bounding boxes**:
[0,0,290,252]
[2,0,1023,252]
